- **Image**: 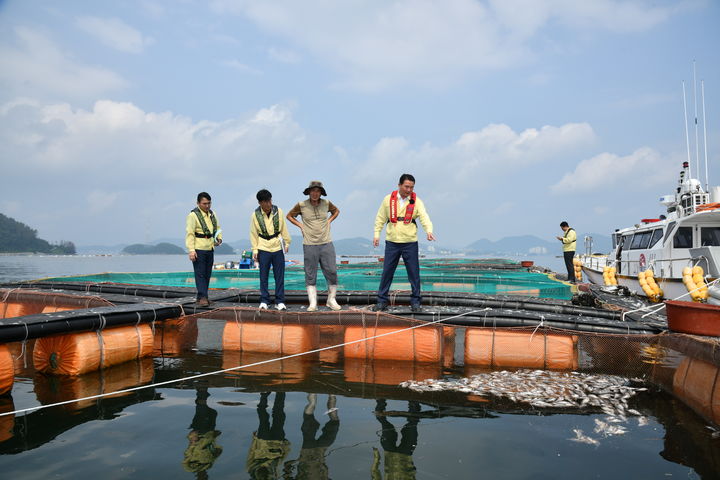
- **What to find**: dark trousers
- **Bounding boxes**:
[377,241,421,305]
[192,249,214,300]
[257,392,286,441]
[564,251,576,283]
[258,250,285,304]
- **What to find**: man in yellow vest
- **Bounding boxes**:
[373,174,435,312]
[557,221,577,283]
[371,399,420,480]
[185,192,222,306]
[250,189,291,310]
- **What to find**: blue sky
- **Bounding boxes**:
[0,0,718,249]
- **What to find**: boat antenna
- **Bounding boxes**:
[683,80,693,178]
[693,60,701,182]
[702,79,710,191]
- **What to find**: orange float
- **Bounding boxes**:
[464,328,578,370]
[33,324,154,375]
[673,357,720,424]
[222,321,319,355]
[343,325,444,362]
[153,317,198,357]
[0,345,14,396]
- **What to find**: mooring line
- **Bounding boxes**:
[0,308,486,418]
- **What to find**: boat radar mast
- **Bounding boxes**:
[659,161,710,220]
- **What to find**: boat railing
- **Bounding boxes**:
[581,255,711,278]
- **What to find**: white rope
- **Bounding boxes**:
[0,308,488,418]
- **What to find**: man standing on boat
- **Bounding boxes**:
[287,181,342,311]
[557,221,576,283]
[373,173,435,312]
[250,189,291,310]
[186,192,222,306]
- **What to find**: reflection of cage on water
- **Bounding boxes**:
[192,307,720,426]
[33,357,155,411]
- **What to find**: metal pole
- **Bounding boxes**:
[701,80,710,191]
[682,81,693,178]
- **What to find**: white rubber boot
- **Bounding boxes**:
[326,285,342,311]
[307,285,318,312]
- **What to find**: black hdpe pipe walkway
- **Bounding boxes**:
[2,282,662,337]
[0,303,183,343]
[226,290,621,320]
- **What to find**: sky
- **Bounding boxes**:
[0,0,718,249]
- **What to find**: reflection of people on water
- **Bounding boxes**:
[284,393,340,480]
[372,399,420,480]
[182,386,223,479]
[247,392,291,480]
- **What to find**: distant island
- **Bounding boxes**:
[121,242,235,255]
[77,233,612,256]
[0,213,76,254]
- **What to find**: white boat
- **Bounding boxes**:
[581,161,720,300]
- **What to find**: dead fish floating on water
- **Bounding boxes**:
[570,429,600,446]
[400,369,646,413]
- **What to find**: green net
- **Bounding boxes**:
[40,258,572,300]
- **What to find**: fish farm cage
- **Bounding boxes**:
[0,257,718,472]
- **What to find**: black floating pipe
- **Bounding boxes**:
[0,304,183,343]
[221,290,622,321]
[3,282,191,299]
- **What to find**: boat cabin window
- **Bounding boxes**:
[630,231,651,249]
[663,221,676,245]
[701,227,720,246]
[621,235,632,249]
[673,226,693,248]
[648,229,663,248]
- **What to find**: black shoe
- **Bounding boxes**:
[372,302,388,312]
[410,304,422,313]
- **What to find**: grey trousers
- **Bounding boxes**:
[303,242,338,286]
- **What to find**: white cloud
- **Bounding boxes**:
[75,16,154,54]
[356,122,596,186]
[210,0,680,90]
[0,27,128,101]
[0,99,317,184]
[550,147,672,193]
[220,59,262,74]
[0,98,322,244]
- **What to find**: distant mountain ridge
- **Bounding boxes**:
[78,233,612,256]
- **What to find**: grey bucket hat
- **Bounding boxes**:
[303,180,327,196]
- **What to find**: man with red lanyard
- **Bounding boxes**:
[373,173,435,312]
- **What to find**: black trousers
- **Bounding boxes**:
[564,251,576,283]
[192,249,214,299]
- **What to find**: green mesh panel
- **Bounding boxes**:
[42,259,571,299]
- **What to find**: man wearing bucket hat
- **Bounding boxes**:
[287,181,342,311]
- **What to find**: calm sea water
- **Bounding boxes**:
[0,254,717,479]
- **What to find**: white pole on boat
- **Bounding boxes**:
[701,79,710,191]
[693,61,701,180]
[683,81,693,177]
